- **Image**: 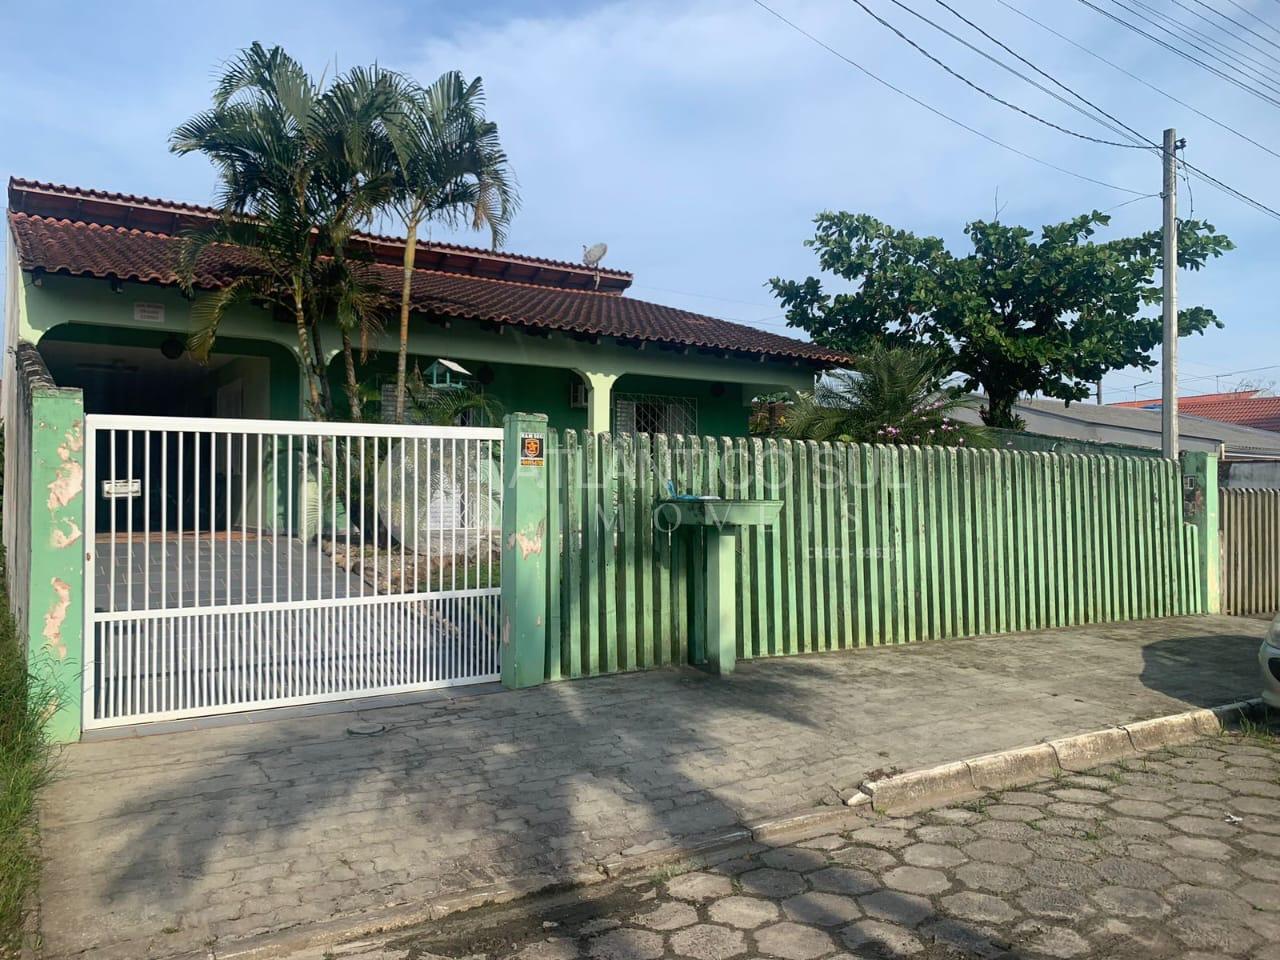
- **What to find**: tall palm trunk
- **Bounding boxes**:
[394,213,421,423]
[293,290,324,418]
[341,332,363,421]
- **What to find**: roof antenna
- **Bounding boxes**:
[582,242,607,290]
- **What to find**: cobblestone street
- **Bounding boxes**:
[36,616,1264,958]
[350,722,1280,960]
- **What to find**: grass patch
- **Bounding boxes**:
[1234,709,1278,744]
[0,595,57,957]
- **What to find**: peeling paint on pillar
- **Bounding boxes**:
[26,388,87,742]
[500,413,550,689]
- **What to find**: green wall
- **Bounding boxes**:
[22,273,813,436]
[328,354,753,434]
[542,434,1208,682]
[40,323,300,419]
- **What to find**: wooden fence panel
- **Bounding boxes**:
[1221,488,1280,616]
[547,433,1206,680]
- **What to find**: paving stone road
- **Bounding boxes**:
[39,617,1265,959]
[325,723,1280,960]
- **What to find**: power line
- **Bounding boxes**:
[883,0,1280,221]
[1076,0,1280,109]
[1111,0,1280,95]
[1222,0,1280,43]
[920,0,1158,148]
[1153,0,1280,75]
[916,0,1280,222]
[847,0,1146,147]
[1103,192,1160,213]
[748,0,1148,195]
[1182,0,1280,56]
[998,0,1280,163]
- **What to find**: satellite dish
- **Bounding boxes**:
[582,242,608,267]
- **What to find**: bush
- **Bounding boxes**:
[0,593,55,957]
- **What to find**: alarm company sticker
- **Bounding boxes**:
[520,433,545,467]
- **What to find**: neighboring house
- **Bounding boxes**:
[5,178,844,434]
[1113,390,1280,434]
[954,395,1280,460]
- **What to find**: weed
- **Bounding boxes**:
[1234,712,1279,744]
[0,598,57,957]
[648,861,694,885]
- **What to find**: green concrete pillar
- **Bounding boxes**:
[500,413,550,689]
[702,529,738,675]
[1181,451,1221,614]
[25,386,87,742]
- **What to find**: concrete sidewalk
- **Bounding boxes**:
[38,615,1264,959]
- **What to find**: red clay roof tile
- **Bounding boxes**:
[1112,390,1280,433]
[8,204,847,365]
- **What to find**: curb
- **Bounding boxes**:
[858,697,1266,815]
[198,806,868,960]
[180,698,1266,959]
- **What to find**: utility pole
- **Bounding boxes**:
[1096,380,1103,405]
[1161,128,1181,460]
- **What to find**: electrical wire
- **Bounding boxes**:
[999,0,1280,163]
[1103,192,1160,213]
[1109,0,1280,92]
[748,0,1149,195]
[918,0,1158,149]
[1179,145,1195,218]
[1182,0,1280,56]
[1222,0,1280,43]
[1076,0,1280,109]
[1148,0,1280,75]
[1108,0,1280,98]
[928,0,1280,221]
[847,0,1147,147]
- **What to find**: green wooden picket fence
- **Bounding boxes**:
[543,432,1204,681]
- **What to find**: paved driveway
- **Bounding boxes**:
[356,723,1280,960]
[38,615,1265,959]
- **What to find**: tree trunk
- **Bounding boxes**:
[981,389,1018,429]
[395,216,421,424]
[293,292,324,419]
[341,332,363,422]
[310,317,333,421]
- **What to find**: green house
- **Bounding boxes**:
[6,178,842,433]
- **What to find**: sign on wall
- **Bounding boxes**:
[520,433,545,467]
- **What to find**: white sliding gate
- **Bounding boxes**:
[82,415,503,729]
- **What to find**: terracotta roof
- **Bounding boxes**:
[1113,390,1261,409]
[7,180,846,365]
[8,177,634,293]
[1113,390,1280,434]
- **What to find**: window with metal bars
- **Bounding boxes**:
[613,393,698,435]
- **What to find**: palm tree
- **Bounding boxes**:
[170,44,398,420]
[783,342,986,446]
[383,72,518,423]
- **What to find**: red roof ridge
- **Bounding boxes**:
[9,210,178,240]
[8,211,850,364]
[7,176,633,283]
[1112,389,1262,408]
[8,210,643,300]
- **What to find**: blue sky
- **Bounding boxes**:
[2,0,1277,403]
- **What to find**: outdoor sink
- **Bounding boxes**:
[656,498,784,528]
[658,498,784,677]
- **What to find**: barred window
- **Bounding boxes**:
[613,393,698,435]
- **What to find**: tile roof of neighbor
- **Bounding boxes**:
[958,394,1280,457]
[1112,390,1280,434]
[7,178,847,366]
